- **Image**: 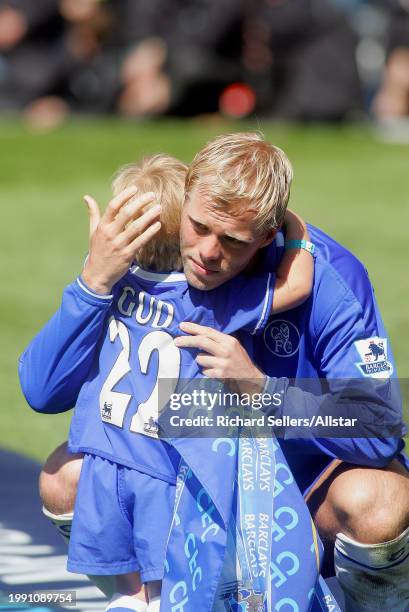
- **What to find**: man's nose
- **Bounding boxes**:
[199,235,222,262]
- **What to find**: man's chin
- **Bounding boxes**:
[184,268,223,291]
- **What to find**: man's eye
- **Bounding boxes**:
[224,236,245,247]
[193,222,208,233]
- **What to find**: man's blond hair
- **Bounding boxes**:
[112,154,186,271]
[185,132,293,236]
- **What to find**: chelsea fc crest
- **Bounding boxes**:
[263,319,300,357]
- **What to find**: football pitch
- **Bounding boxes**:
[1,117,408,463]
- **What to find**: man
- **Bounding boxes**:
[174,134,409,611]
[21,132,409,611]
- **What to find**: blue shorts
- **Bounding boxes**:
[67,454,176,582]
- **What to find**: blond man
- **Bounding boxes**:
[175,133,409,611]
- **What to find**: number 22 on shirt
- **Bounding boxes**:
[99,317,181,438]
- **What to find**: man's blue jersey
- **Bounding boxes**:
[239,225,406,477]
[21,266,274,483]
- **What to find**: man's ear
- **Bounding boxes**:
[260,229,277,248]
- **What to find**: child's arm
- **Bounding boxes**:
[272,209,314,313]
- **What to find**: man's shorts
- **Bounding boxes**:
[67,454,176,582]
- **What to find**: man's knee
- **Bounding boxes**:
[39,441,83,515]
[315,461,409,544]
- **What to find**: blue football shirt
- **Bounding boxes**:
[240,224,406,480]
[67,266,274,482]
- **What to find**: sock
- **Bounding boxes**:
[146,596,160,612]
[146,595,160,612]
[42,506,73,544]
[147,582,161,612]
[42,506,116,598]
[106,594,148,612]
[335,525,409,611]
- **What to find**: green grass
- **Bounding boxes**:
[1,117,408,462]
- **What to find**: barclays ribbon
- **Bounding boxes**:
[226,432,276,610]
[217,433,343,612]
[161,399,342,611]
[160,434,238,612]
[312,576,343,612]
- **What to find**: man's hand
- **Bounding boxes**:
[82,187,161,295]
[174,322,266,395]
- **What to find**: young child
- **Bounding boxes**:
[54,154,315,611]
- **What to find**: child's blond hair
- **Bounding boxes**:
[112,154,187,272]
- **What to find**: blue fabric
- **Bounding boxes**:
[311,577,343,612]
[20,268,273,482]
[161,431,342,611]
[19,229,405,471]
[68,454,176,582]
[241,225,406,470]
[161,459,232,612]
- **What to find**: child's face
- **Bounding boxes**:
[180,187,274,291]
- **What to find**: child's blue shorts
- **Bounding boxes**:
[67,453,176,582]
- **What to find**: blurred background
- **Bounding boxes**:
[1,0,409,125]
[1,0,408,462]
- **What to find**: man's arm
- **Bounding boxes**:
[174,317,404,467]
[261,377,403,468]
[275,269,404,466]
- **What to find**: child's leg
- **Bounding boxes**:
[41,444,116,597]
[43,506,116,598]
[106,595,147,612]
[107,578,162,612]
[146,581,161,612]
[106,573,148,612]
[67,456,141,593]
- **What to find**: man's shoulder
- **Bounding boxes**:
[309,224,367,274]
[309,224,372,300]
[307,224,377,333]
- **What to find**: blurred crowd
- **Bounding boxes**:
[0,0,408,127]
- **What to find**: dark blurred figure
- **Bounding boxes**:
[113,0,364,121]
[0,0,117,127]
[0,0,64,111]
[56,0,118,114]
[0,0,366,123]
[372,0,409,119]
[109,0,175,118]
[242,0,363,121]
[113,0,247,118]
